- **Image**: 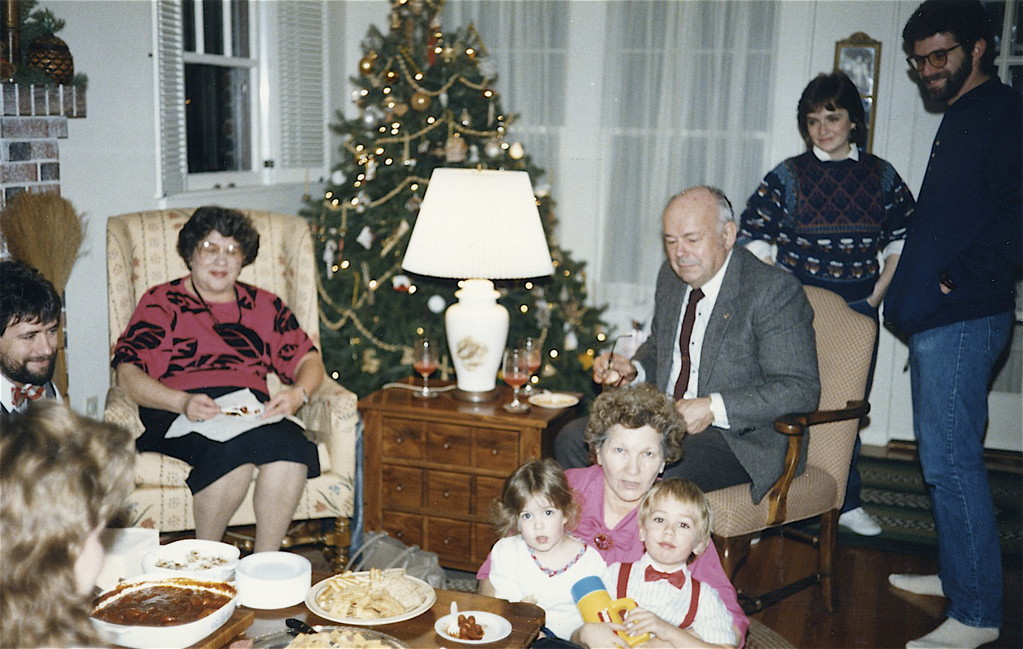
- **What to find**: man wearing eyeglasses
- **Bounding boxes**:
[885,2,1022,649]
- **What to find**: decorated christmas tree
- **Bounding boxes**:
[304,0,609,398]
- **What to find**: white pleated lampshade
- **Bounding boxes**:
[402,168,554,279]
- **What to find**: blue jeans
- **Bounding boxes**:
[909,311,1012,629]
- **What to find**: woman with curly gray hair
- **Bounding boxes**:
[1,400,133,648]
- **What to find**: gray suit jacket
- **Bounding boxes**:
[632,247,820,502]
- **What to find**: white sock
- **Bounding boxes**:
[906,618,999,649]
[889,573,945,597]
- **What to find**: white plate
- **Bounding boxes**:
[434,611,512,645]
[305,572,436,626]
[528,392,580,409]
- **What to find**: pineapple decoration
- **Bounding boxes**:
[22,8,73,85]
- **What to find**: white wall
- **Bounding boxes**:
[47,0,1018,450]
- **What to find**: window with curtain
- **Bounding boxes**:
[596,1,778,328]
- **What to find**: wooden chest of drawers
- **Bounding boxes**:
[360,385,577,572]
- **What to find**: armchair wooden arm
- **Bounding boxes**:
[765,400,871,525]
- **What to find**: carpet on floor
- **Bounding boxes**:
[794,454,1022,564]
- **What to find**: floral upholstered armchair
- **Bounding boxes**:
[104,209,358,564]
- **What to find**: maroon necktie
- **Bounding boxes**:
[672,288,704,400]
[12,384,45,407]
[644,564,687,589]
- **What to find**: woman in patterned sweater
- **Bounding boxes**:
[738,71,914,537]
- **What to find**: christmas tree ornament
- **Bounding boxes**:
[391,274,411,291]
[405,194,423,213]
[483,139,502,159]
[361,348,382,374]
[427,294,447,314]
[508,142,525,160]
[459,108,471,126]
[357,226,375,250]
[563,328,579,351]
[439,92,449,108]
[359,52,378,75]
[365,158,378,181]
[444,135,467,163]
[418,140,430,154]
[467,144,480,164]
[330,169,346,185]
[323,239,339,279]
[410,91,431,111]
[392,102,409,116]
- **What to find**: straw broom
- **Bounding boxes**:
[1,192,85,293]
[1,192,86,399]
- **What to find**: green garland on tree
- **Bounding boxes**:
[303,0,610,399]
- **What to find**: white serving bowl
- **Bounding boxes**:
[141,539,240,581]
[90,574,237,649]
[235,551,311,609]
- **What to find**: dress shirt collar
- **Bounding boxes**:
[690,249,733,303]
[812,143,859,162]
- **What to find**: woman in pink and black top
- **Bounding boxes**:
[112,206,324,553]
[479,384,748,646]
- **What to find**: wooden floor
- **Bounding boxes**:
[735,534,1021,648]
[731,439,1022,649]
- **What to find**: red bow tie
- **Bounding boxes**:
[12,384,45,407]
[644,564,687,589]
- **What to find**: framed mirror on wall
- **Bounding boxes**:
[834,32,881,153]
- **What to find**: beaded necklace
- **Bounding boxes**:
[528,537,588,577]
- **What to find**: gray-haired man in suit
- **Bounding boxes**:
[555,186,820,503]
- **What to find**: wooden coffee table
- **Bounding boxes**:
[223,586,545,649]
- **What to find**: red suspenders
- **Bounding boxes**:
[614,563,701,629]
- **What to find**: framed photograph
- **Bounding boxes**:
[835,32,881,153]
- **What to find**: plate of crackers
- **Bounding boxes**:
[305,568,436,626]
[251,625,412,648]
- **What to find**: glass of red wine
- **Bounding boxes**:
[412,337,439,399]
[502,347,531,413]
[521,337,542,396]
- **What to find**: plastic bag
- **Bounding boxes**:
[345,530,446,589]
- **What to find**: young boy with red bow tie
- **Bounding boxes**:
[576,478,737,648]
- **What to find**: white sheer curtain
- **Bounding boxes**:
[440,1,778,337]
[596,0,778,333]
[442,0,569,183]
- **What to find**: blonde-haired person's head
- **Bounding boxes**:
[492,458,578,537]
[639,478,713,545]
[1,400,134,648]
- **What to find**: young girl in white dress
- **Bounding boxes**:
[480,458,606,640]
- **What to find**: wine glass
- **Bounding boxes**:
[502,348,531,413]
[521,337,542,396]
[412,337,439,398]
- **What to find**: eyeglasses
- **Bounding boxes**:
[906,43,961,71]
[197,240,245,260]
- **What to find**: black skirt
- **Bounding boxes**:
[137,386,321,494]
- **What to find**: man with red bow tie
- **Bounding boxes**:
[1,261,62,414]
[575,478,736,648]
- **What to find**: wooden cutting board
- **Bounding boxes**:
[190,609,255,649]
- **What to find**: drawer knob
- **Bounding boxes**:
[395,435,404,444]
[443,441,452,450]
[443,490,451,498]
[443,537,452,546]
[395,484,404,492]
[491,448,499,456]
[395,531,405,539]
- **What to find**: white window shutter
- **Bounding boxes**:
[275,1,327,170]
[155,0,186,197]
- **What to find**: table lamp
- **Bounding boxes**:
[402,167,554,402]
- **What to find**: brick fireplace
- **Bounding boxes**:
[0,83,86,209]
